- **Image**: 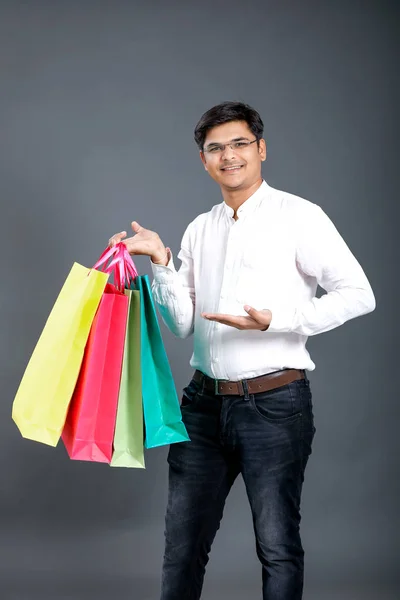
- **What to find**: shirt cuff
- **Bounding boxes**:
[264,306,296,333]
[150,250,177,283]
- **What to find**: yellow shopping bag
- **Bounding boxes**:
[12,262,108,446]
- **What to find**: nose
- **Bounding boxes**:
[220,143,236,161]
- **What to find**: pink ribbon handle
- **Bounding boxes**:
[121,245,138,289]
[121,244,138,282]
[92,245,120,272]
[107,245,126,291]
[94,243,139,291]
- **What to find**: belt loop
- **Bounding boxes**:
[196,370,206,394]
[202,372,207,394]
[242,379,250,401]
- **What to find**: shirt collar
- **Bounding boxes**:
[223,180,270,220]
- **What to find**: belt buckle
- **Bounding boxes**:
[214,378,220,395]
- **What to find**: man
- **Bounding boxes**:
[108,102,376,600]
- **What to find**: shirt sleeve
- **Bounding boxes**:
[150,225,195,339]
[267,204,376,336]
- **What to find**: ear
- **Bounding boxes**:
[200,150,208,171]
[259,138,267,162]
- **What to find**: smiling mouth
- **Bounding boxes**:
[220,165,244,172]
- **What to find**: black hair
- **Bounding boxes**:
[194,101,264,150]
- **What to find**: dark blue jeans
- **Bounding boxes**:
[160,370,316,600]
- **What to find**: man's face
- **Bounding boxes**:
[200,120,266,190]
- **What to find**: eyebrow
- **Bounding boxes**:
[205,136,250,147]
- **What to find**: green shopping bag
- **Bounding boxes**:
[110,289,145,468]
[131,275,190,449]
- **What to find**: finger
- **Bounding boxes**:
[244,305,260,317]
[131,221,143,234]
[201,313,253,329]
[119,236,136,254]
[244,305,271,326]
[109,231,127,247]
[202,312,242,321]
[201,312,221,320]
[201,313,260,329]
[202,314,237,327]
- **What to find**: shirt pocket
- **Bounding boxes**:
[236,248,270,306]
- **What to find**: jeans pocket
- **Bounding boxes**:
[298,378,316,434]
[249,382,303,424]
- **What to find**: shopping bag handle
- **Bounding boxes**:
[92,245,120,272]
[92,243,138,291]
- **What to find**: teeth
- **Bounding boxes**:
[224,166,241,171]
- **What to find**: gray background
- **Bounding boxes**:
[0,1,398,599]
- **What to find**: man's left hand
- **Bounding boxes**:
[201,306,272,331]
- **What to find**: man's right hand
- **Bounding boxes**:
[108,221,169,265]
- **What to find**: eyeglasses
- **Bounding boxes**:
[203,138,258,155]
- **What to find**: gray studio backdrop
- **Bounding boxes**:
[0,1,398,599]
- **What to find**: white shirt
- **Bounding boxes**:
[151,180,375,381]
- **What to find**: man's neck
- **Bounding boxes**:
[222,178,263,215]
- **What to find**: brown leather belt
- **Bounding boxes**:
[193,368,305,396]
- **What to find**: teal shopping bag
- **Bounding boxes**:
[131,275,190,449]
